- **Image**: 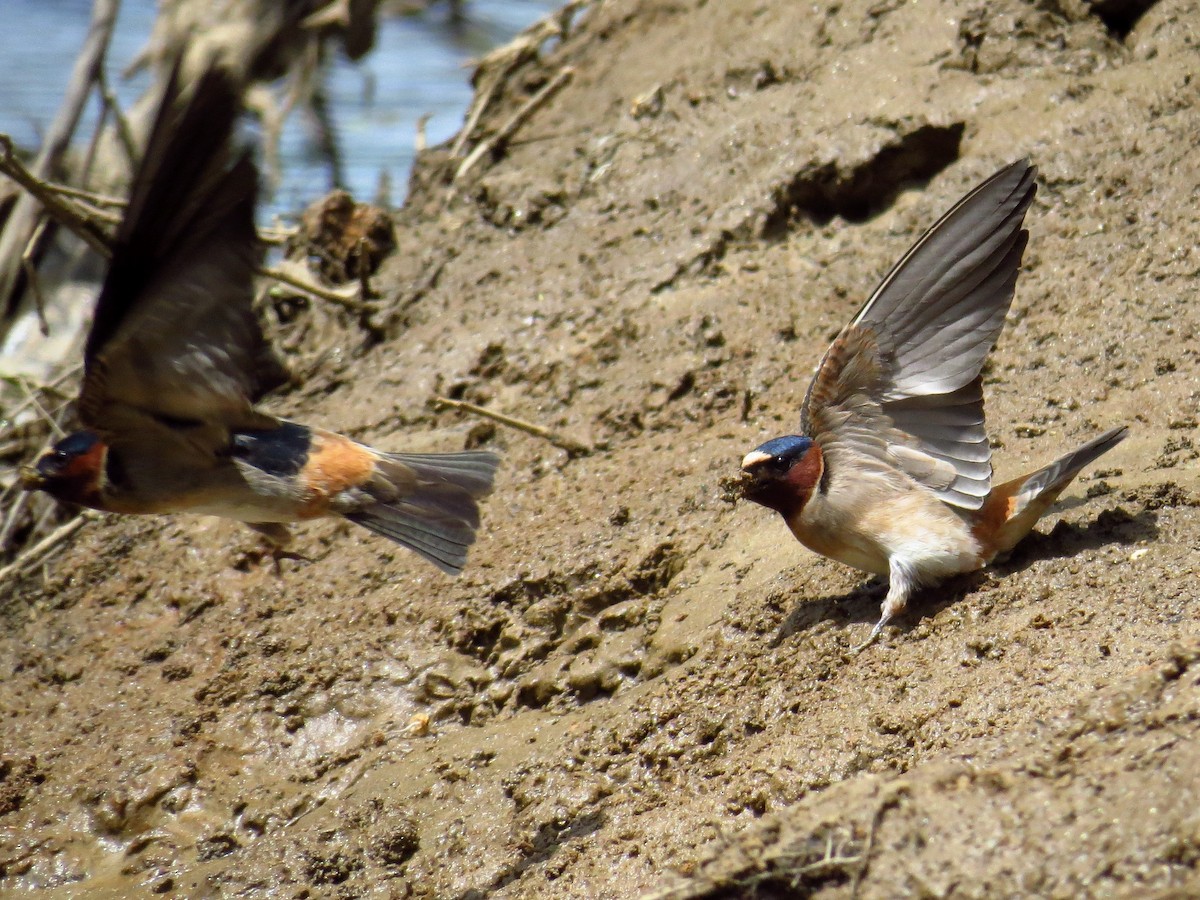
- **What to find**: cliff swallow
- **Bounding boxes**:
[20,61,498,575]
[740,159,1126,650]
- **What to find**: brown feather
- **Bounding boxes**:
[78,60,287,441]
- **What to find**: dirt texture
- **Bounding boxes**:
[3,0,1200,897]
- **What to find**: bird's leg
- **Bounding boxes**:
[244,523,310,573]
[851,558,917,654]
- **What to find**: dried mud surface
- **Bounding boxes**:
[4,1,1200,897]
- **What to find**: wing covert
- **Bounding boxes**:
[801,160,1037,509]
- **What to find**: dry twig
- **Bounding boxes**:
[260,222,300,246]
[453,66,574,184]
[38,181,125,209]
[414,112,432,154]
[0,153,367,319]
[261,262,376,315]
[0,0,121,307]
[432,396,591,456]
[850,785,909,899]
[0,135,113,258]
[21,219,52,335]
[0,513,93,593]
[451,0,592,160]
[0,367,82,553]
[17,379,68,440]
[96,63,140,169]
[0,365,82,427]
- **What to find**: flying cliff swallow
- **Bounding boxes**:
[740,159,1127,650]
[20,61,498,575]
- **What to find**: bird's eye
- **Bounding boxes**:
[769,456,792,473]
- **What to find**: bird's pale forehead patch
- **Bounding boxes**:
[741,449,773,469]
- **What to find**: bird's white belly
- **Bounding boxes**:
[791,481,984,582]
[178,493,304,524]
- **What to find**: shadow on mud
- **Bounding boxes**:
[773,506,1159,645]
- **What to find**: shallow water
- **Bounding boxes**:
[0,0,559,216]
[0,0,558,377]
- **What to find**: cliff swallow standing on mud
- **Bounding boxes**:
[20,62,498,575]
[740,159,1126,650]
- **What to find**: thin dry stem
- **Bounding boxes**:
[415,112,432,154]
[0,0,121,306]
[0,512,93,593]
[18,379,68,439]
[0,365,83,430]
[21,218,52,335]
[260,263,376,315]
[453,66,574,184]
[96,63,140,169]
[850,786,909,900]
[451,0,591,160]
[48,183,127,208]
[432,396,591,456]
[260,223,300,246]
[0,134,114,258]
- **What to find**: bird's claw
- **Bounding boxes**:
[267,546,312,574]
[233,523,310,574]
[232,543,312,574]
[849,619,888,655]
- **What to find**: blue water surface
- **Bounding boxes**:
[0,0,559,217]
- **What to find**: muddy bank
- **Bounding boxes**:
[3,0,1200,897]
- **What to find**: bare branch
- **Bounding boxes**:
[0,135,113,258]
[96,62,140,169]
[20,218,52,335]
[0,0,122,307]
[454,67,574,184]
[260,262,376,315]
[431,396,592,456]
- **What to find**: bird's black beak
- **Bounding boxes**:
[19,464,46,491]
[738,450,773,498]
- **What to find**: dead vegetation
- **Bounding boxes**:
[3,0,1199,897]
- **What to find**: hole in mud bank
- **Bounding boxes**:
[1086,0,1160,40]
[761,123,965,239]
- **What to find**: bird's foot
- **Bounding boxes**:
[235,524,310,574]
[851,580,910,654]
[266,546,313,575]
[849,619,888,655]
[233,543,312,574]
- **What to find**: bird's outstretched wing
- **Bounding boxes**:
[78,60,288,450]
[801,159,1037,509]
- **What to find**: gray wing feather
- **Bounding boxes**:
[802,159,1037,509]
[345,451,499,576]
[883,230,1027,397]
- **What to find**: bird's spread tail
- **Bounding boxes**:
[976,425,1128,558]
[345,451,499,575]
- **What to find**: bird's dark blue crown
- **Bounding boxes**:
[753,435,812,461]
[53,431,101,457]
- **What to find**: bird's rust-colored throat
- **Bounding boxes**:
[24,435,108,509]
[782,441,824,514]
